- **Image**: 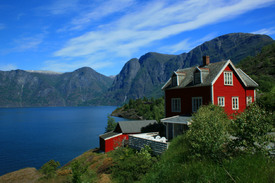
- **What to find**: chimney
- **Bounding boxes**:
[203,56,210,66]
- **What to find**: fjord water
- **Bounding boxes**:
[0,106,125,176]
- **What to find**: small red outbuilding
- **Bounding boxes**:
[99,120,157,153]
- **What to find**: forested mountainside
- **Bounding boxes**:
[0,67,113,107]
[238,42,275,92]
[108,33,274,104]
[0,33,274,107]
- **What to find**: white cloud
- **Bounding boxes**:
[252,27,275,35]
[0,64,17,71]
[13,34,45,52]
[55,0,275,57]
[50,0,275,72]
[160,33,217,54]
[42,56,114,73]
[40,0,80,15]
[69,0,135,30]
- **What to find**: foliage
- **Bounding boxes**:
[142,153,274,183]
[238,42,275,111]
[39,159,60,179]
[105,115,117,132]
[230,103,274,154]
[185,104,230,161]
[257,86,275,111]
[71,160,88,183]
[119,97,165,121]
[110,146,157,183]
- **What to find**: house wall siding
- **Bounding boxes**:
[213,65,249,115]
[165,86,211,117]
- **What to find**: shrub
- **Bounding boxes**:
[185,104,230,161]
[230,103,274,154]
[111,147,157,183]
[39,159,60,179]
[105,115,117,132]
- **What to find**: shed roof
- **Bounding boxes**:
[115,120,157,134]
[161,115,192,125]
[99,131,122,140]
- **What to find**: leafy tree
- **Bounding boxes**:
[230,103,274,154]
[185,104,230,161]
[111,147,156,183]
[71,160,88,183]
[257,86,275,111]
[39,159,60,179]
[105,115,117,132]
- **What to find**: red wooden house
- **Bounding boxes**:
[161,56,258,140]
[99,120,157,152]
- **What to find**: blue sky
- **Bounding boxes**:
[0,0,275,76]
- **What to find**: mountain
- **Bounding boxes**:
[107,33,274,104]
[0,33,274,107]
[0,67,113,107]
[237,42,275,92]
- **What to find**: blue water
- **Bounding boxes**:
[0,106,126,176]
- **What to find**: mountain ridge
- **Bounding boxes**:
[0,33,274,107]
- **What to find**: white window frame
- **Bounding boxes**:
[218,97,225,107]
[246,96,252,106]
[192,97,202,113]
[232,97,239,110]
[224,71,233,85]
[171,98,181,112]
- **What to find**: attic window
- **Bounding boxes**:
[224,71,233,85]
[194,70,201,84]
[172,75,178,86]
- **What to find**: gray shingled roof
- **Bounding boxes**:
[236,68,258,87]
[99,131,121,140]
[161,115,192,124]
[117,120,157,133]
[163,60,258,89]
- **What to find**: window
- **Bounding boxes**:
[192,97,202,112]
[232,97,239,110]
[218,97,225,107]
[194,71,201,84]
[172,75,178,86]
[171,98,181,112]
[224,71,233,85]
[247,96,252,105]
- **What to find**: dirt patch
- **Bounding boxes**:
[98,174,112,183]
[0,167,42,183]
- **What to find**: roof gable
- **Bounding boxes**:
[162,59,258,90]
[211,60,258,87]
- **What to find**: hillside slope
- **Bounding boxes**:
[0,67,113,107]
[108,33,274,104]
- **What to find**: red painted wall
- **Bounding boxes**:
[165,86,211,117]
[104,134,129,153]
[213,65,255,116]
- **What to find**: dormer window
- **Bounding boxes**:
[194,68,202,84]
[224,71,233,85]
[172,75,178,87]
[194,72,201,84]
[171,72,185,87]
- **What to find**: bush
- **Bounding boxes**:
[39,159,60,179]
[111,147,157,183]
[185,104,230,161]
[105,115,117,132]
[230,103,274,154]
